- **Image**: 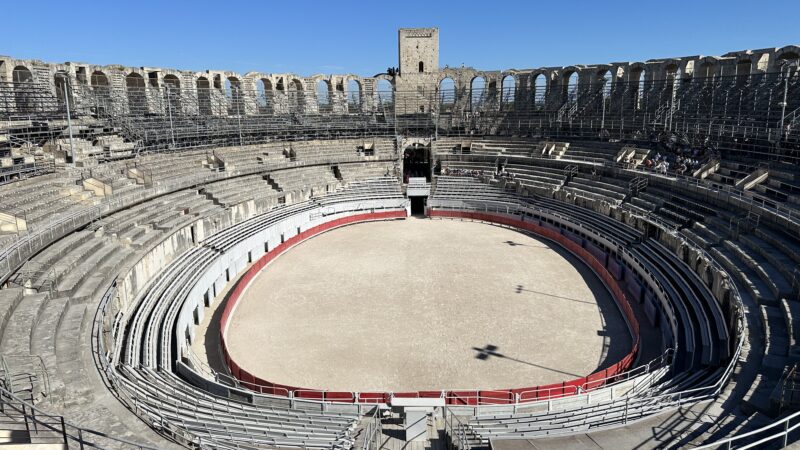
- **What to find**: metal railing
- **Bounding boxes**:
[0,382,159,449]
[359,408,382,450]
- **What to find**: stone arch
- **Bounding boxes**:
[225,76,243,114]
[532,72,547,106]
[664,63,679,82]
[288,78,305,113]
[53,71,73,108]
[90,70,109,88]
[12,65,33,84]
[316,79,332,109]
[596,68,613,97]
[736,59,752,85]
[775,46,800,64]
[163,74,181,113]
[197,76,212,115]
[376,78,393,106]
[697,59,717,79]
[12,66,34,112]
[501,74,516,108]
[439,77,455,105]
[125,72,147,115]
[470,76,486,109]
[257,78,273,112]
[89,70,110,114]
[562,69,579,101]
[629,65,646,109]
[776,47,800,75]
[347,79,362,110]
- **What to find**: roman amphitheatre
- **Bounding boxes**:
[0,26,799,450]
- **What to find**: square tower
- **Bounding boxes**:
[398,28,439,75]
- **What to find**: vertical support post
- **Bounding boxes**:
[60,75,76,164]
[167,85,175,148]
[236,90,243,146]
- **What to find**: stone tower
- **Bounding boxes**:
[396,28,440,113]
[398,27,439,77]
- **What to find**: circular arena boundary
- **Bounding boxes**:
[86,179,745,450]
[218,209,643,405]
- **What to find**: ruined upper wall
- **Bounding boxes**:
[1,43,798,106]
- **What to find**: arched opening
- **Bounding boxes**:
[12,66,34,113]
[162,74,181,114]
[225,77,243,115]
[533,74,547,107]
[598,70,613,98]
[90,71,109,89]
[418,61,424,73]
[665,64,679,100]
[197,77,212,115]
[376,79,393,106]
[257,79,273,113]
[470,76,486,110]
[125,73,147,115]
[630,68,645,110]
[564,71,578,102]
[12,65,33,84]
[317,79,331,111]
[698,62,715,81]
[777,52,800,76]
[439,77,455,105]
[403,142,431,184]
[90,71,110,115]
[288,79,305,113]
[501,75,516,109]
[665,64,678,84]
[347,79,361,112]
[736,59,752,82]
[53,71,74,109]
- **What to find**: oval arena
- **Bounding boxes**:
[219,218,633,393]
[0,27,799,450]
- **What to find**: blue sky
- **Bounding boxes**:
[4,0,799,76]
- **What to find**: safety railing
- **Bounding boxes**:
[0,355,51,400]
[0,147,401,285]
[0,383,159,449]
[694,409,800,449]
[359,408,382,450]
[444,408,472,450]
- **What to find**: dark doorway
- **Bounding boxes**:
[403,144,431,182]
[410,196,426,215]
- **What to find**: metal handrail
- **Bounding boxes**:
[0,383,159,449]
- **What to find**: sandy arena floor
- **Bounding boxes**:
[224,217,631,392]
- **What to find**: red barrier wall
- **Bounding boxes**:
[219,209,640,406]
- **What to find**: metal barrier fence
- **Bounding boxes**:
[0,383,159,449]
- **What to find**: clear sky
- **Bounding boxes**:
[4,0,799,77]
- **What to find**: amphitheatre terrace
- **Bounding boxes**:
[0,27,798,450]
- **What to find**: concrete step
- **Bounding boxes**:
[725,239,793,300]
[29,297,70,405]
[53,304,92,407]
[0,293,49,355]
[712,245,777,306]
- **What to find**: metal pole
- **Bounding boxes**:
[166,86,175,148]
[780,64,791,140]
[236,90,243,146]
[601,93,606,130]
[59,75,76,164]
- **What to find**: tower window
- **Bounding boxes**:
[419,61,424,73]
